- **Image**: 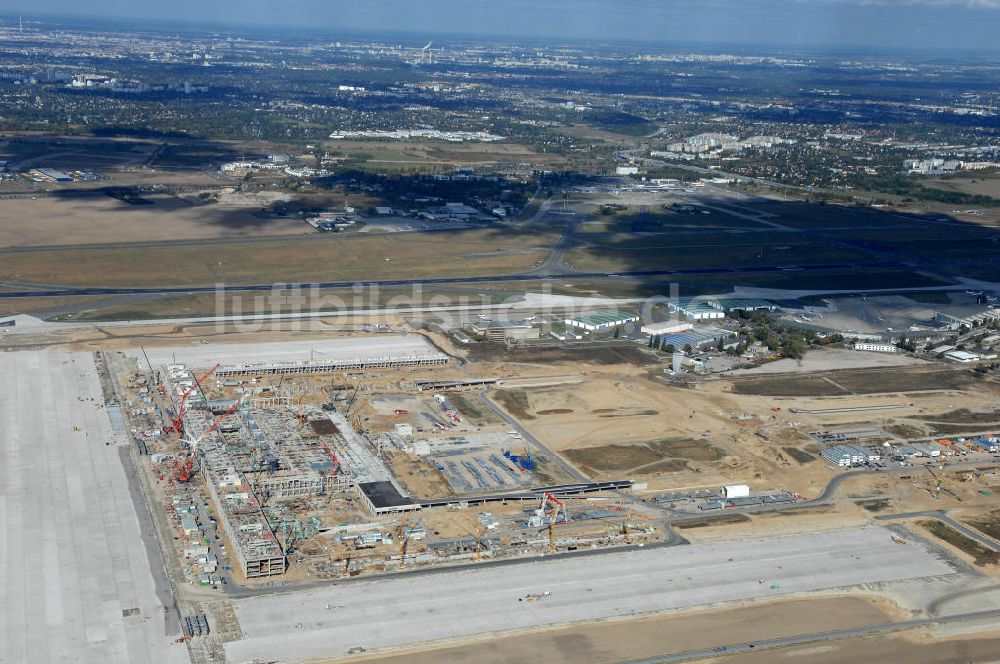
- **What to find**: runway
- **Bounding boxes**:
[225,526,954,663]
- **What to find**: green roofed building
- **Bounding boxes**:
[709,298,777,313]
[564,310,639,332]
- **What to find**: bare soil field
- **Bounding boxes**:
[339,596,899,664]
[729,348,928,374]
[0,194,309,247]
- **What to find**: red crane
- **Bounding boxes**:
[171,363,220,436]
[319,440,341,479]
[174,457,194,482]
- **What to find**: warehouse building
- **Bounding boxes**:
[640,321,693,336]
[854,342,897,353]
[668,301,725,321]
[821,445,866,467]
[935,308,1000,330]
[708,298,777,313]
[564,310,638,332]
[657,327,735,350]
[944,349,980,363]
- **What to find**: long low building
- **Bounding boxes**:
[640,321,693,336]
[564,310,638,331]
[658,326,735,350]
[134,335,449,372]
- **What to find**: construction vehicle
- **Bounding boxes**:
[539,492,566,551]
[395,516,411,570]
[503,447,537,472]
[174,457,194,483]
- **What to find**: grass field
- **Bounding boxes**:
[0,229,552,288]
[744,201,918,229]
[564,243,879,273]
[919,519,1000,566]
[730,368,980,396]
[0,194,309,247]
[562,437,721,476]
[323,139,570,172]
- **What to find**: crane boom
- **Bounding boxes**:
[172,363,220,435]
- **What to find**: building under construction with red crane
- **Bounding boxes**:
[165,360,403,577]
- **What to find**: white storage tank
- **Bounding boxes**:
[723,484,750,499]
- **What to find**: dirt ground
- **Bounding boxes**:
[336,595,901,664]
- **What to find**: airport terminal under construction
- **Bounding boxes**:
[6,325,1000,664]
[115,334,650,584]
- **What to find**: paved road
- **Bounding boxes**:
[477,390,590,483]
[875,510,1000,552]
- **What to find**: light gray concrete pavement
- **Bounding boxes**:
[225,526,954,663]
[0,351,188,664]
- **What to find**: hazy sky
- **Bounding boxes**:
[10,0,1000,51]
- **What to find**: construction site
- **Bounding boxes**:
[107,334,657,590]
[5,320,1000,664]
